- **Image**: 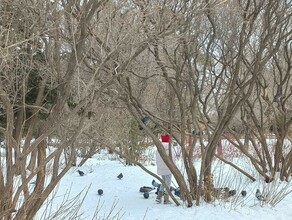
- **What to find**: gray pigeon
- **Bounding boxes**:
[97,189,103,195]
[241,190,247,197]
[152,179,160,188]
[139,116,150,130]
[139,186,155,193]
[256,189,265,201]
[228,189,236,197]
[77,170,85,176]
[117,173,123,179]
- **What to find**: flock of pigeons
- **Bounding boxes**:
[151,179,266,201]
[77,170,266,202]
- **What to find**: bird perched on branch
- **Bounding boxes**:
[241,190,247,197]
[255,189,266,201]
[117,173,123,179]
[77,170,85,176]
[139,116,150,130]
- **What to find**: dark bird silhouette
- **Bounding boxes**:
[229,189,237,197]
[77,170,85,176]
[174,188,181,197]
[97,189,103,195]
[143,192,149,199]
[256,189,266,201]
[152,179,160,188]
[139,186,155,193]
[169,186,181,197]
[117,173,123,179]
[170,186,176,192]
[241,190,247,197]
[139,116,150,130]
[155,188,159,195]
[142,116,149,124]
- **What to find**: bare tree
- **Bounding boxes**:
[0,0,162,218]
[0,1,290,219]
[114,0,292,205]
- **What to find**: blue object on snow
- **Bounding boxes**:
[144,192,149,199]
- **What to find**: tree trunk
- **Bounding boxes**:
[203,158,213,203]
[27,149,37,172]
[13,106,24,175]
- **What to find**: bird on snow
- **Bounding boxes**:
[174,188,181,198]
[169,186,181,197]
[170,186,176,192]
[241,190,247,197]
[152,179,160,188]
[139,186,155,193]
[228,189,236,197]
[143,192,149,199]
[117,173,123,179]
[255,189,266,201]
[77,170,85,176]
[97,189,103,195]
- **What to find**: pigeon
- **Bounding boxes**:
[155,187,159,195]
[255,189,265,201]
[143,192,149,199]
[169,186,181,197]
[77,170,85,176]
[117,173,123,179]
[139,186,155,193]
[97,189,103,195]
[152,179,160,188]
[139,116,150,130]
[170,186,176,192]
[174,188,181,197]
[241,190,247,197]
[228,189,236,197]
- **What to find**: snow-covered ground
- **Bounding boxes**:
[34,148,292,220]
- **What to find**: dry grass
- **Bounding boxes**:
[210,157,292,210]
[38,184,124,220]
